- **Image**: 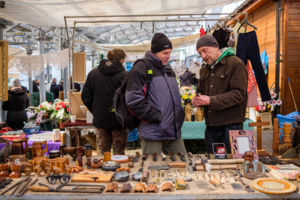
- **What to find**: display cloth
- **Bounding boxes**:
[181,118,254,140]
[0,0,242,27]
[8,48,69,78]
[0,131,60,155]
[3,154,300,199]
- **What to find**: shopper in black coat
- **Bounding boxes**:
[32,78,39,93]
[2,78,29,130]
[179,68,194,87]
[82,49,128,155]
[50,78,60,99]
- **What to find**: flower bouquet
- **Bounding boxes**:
[50,99,69,123]
[180,86,196,104]
[254,92,282,113]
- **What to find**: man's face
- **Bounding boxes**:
[155,49,172,65]
[197,46,219,65]
[36,80,39,84]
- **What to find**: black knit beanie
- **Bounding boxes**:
[151,33,173,53]
[196,35,219,51]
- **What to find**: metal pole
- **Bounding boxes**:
[47,65,50,83]
[28,76,32,106]
[0,18,6,122]
[64,17,71,118]
[274,0,282,116]
[65,13,248,18]
[91,50,95,69]
[37,28,46,103]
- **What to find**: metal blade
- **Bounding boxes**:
[188,166,193,174]
[170,156,176,162]
[180,156,187,162]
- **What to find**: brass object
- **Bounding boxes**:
[152,179,161,184]
[162,170,164,178]
[193,173,198,179]
[158,170,160,178]
[32,141,48,158]
[34,165,43,177]
[151,170,155,178]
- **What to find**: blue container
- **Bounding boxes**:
[277,111,300,143]
[127,129,138,141]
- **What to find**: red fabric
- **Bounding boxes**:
[247,61,257,93]
[200,28,206,37]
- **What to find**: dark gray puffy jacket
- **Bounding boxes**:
[125,51,184,140]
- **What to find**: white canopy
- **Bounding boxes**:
[75,33,200,55]
[1,0,241,27]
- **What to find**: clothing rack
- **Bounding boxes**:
[64,12,248,119]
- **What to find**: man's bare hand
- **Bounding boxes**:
[195,94,210,106]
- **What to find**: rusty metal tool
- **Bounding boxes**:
[17,178,38,197]
[56,183,105,193]
[15,177,32,196]
[10,176,30,196]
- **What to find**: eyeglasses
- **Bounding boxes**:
[46,173,71,185]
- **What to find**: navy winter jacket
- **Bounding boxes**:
[125,51,184,140]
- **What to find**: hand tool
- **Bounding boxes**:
[142,153,148,161]
[162,153,167,161]
[205,153,210,159]
[161,170,164,178]
[15,177,32,196]
[147,165,169,170]
[56,183,105,193]
[151,170,155,178]
[178,169,182,176]
[28,183,55,192]
[205,163,239,171]
[178,152,187,162]
[168,170,172,177]
[193,173,198,180]
[168,163,186,168]
[152,153,157,162]
[188,165,194,174]
[152,179,161,184]
[194,159,244,165]
[174,170,177,177]
[211,174,225,189]
[157,170,160,178]
[200,173,205,180]
[133,152,140,163]
[209,180,218,187]
[238,178,254,193]
[192,165,205,171]
[10,176,30,196]
[17,178,38,197]
[168,151,176,161]
[182,168,186,176]
[187,152,193,158]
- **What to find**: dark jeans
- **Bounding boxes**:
[236,31,271,102]
[205,123,243,154]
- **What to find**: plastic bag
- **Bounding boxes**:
[260,50,269,75]
[276,111,300,143]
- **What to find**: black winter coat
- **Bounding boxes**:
[32,81,39,93]
[50,81,60,99]
[179,71,194,87]
[2,88,29,130]
[81,59,128,129]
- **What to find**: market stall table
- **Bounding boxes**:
[3,154,300,199]
[0,131,61,155]
[181,118,255,139]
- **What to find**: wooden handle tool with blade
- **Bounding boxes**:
[168,163,186,168]
[28,186,54,192]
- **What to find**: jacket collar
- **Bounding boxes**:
[144,51,172,72]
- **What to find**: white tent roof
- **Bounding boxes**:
[75,33,200,55]
[1,0,241,27]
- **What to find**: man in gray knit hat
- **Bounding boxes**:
[192,35,248,154]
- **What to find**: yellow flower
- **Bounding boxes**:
[192,93,195,97]
[189,96,193,100]
[182,95,188,100]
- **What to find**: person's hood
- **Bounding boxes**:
[32,81,39,86]
[51,81,57,86]
[9,87,27,95]
[218,47,235,61]
[98,59,125,75]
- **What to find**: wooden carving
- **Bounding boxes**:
[0,41,8,101]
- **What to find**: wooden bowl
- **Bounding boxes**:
[64,147,76,154]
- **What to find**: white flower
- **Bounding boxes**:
[270,92,277,99]
[276,99,282,106]
[41,101,49,107]
[45,104,54,111]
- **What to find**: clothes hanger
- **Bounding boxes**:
[237,18,257,33]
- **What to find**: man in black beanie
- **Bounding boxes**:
[192,35,248,154]
[125,33,186,155]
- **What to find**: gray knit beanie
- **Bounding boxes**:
[196,35,219,51]
[10,78,21,88]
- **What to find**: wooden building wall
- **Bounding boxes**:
[246,0,284,100]
[281,0,300,114]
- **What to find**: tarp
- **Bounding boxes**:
[0,0,241,27]
[75,33,200,55]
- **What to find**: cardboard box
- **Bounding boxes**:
[60,131,66,144]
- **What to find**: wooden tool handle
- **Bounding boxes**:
[168,163,186,168]
[210,164,237,170]
[192,165,205,171]
[208,159,244,164]
[211,176,220,186]
[28,186,50,192]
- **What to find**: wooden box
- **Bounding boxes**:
[60,131,66,144]
[73,52,86,83]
